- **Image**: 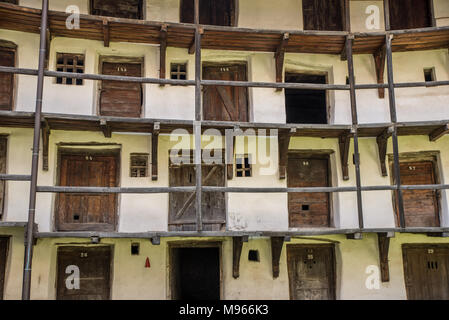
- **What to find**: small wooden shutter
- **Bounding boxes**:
[302,0,344,31]
[403,245,449,300]
[287,245,336,300]
[100,62,142,118]
[202,64,248,122]
[288,155,330,227]
[57,246,111,300]
[180,0,234,26]
[0,48,14,111]
[0,237,8,300]
[91,0,143,19]
[0,137,6,218]
[56,152,118,231]
[389,0,432,30]
[396,161,440,227]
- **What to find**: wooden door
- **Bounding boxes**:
[202,64,248,122]
[0,137,6,218]
[56,152,118,231]
[287,245,336,300]
[169,164,225,231]
[100,61,142,118]
[180,0,234,26]
[389,0,432,30]
[0,237,8,300]
[403,245,449,300]
[57,246,111,300]
[0,48,14,111]
[288,155,330,227]
[91,0,143,19]
[302,0,344,31]
[396,161,439,227]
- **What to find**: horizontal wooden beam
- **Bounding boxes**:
[429,124,449,142]
[0,174,31,181]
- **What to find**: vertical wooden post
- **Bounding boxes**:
[383,0,391,31]
[159,24,167,85]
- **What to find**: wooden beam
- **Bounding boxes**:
[429,124,449,142]
[278,128,296,179]
[377,232,394,282]
[188,27,203,54]
[275,33,289,92]
[41,119,50,171]
[102,19,110,47]
[271,237,284,278]
[151,122,160,181]
[159,25,167,85]
[373,45,386,99]
[339,132,351,181]
[376,126,393,176]
[99,119,111,138]
[45,28,51,69]
[232,236,248,279]
[340,40,347,61]
[225,128,237,180]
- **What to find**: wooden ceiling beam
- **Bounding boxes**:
[429,124,449,142]
[373,44,386,99]
[151,122,160,181]
[339,131,351,181]
[232,236,248,279]
[376,126,393,176]
[278,128,296,180]
[274,32,289,92]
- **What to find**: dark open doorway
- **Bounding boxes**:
[170,246,221,300]
[285,73,327,124]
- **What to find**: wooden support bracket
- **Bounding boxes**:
[99,119,112,138]
[232,236,248,279]
[41,119,50,171]
[159,25,167,85]
[188,27,204,54]
[271,237,285,278]
[429,124,449,142]
[278,128,296,180]
[152,122,160,181]
[151,236,161,245]
[341,40,347,61]
[102,19,110,47]
[45,28,51,69]
[275,33,289,92]
[376,126,393,176]
[377,232,394,282]
[339,132,351,181]
[373,45,386,99]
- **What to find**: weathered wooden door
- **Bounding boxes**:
[287,245,336,300]
[0,237,8,300]
[180,0,234,26]
[0,137,6,219]
[202,64,248,122]
[302,0,345,31]
[56,151,118,231]
[389,0,432,30]
[288,155,330,227]
[100,61,142,118]
[403,245,449,300]
[91,0,143,19]
[169,163,225,231]
[57,246,111,300]
[396,161,439,227]
[0,48,14,111]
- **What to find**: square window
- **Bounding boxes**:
[170,63,188,80]
[236,154,252,178]
[56,53,85,86]
[130,153,149,178]
[248,250,260,262]
[424,68,436,83]
[131,243,140,255]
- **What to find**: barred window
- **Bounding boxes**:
[170,63,187,80]
[236,154,252,177]
[56,53,85,85]
[130,153,149,177]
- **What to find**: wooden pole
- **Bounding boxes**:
[194,0,202,232]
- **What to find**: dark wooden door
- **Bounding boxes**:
[56,152,118,231]
[396,161,439,227]
[403,245,449,300]
[91,0,143,19]
[288,155,330,227]
[0,48,14,111]
[180,0,234,26]
[169,164,225,231]
[302,0,344,31]
[203,65,248,122]
[57,246,111,300]
[0,237,8,300]
[100,62,142,118]
[0,137,6,218]
[287,245,336,300]
[389,0,432,30]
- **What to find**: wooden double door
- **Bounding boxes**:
[56,150,119,231]
[388,0,432,30]
[302,0,345,31]
[403,245,449,300]
[287,245,336,300]
[57,246,112,300]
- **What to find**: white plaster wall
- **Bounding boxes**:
[350,1,385,32]
[0,227,25,300]
[434,0,449,27]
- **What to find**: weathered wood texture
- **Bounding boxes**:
[302,0,344,31]
[90,0,143,20]
[402,244,449,300]
[0,237,8,300]
[0,137,6,218]
[56,151,119,231]
[271,237,284,278]
[202,64,248,122]
[377,233,391,282]
[287,245,336,300]
[389,0,432,30]
[0,47,14,111]
[57,246,111,300]
[180,0,235,26]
